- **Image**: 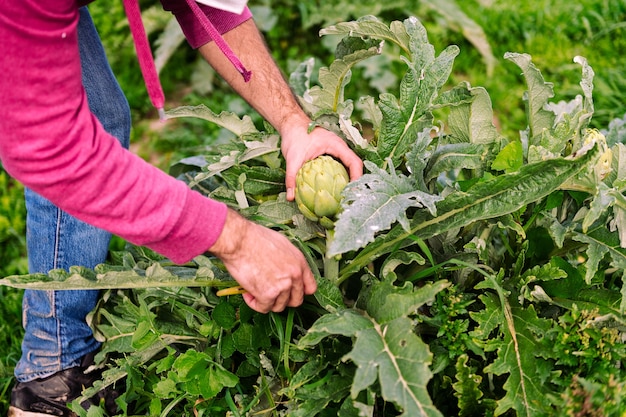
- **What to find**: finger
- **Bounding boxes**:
[243,292,272,314]
[287,278,305,307]
[271,290,291,312]
[303,269,317,295]
[334,151,363,181]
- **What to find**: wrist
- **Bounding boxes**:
[208,208,248,259]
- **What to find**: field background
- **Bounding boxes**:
[1,0,625,413]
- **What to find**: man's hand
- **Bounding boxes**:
[208,208,317,313]
[280,122,363,201]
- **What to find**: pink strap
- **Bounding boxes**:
[123,0,166,119]
[123,0,252,119]
[183,0,252,82]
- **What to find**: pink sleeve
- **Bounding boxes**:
[160,0,253,49]
[0,0,228,264]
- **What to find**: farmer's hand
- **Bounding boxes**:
[280,122,363,201]
[209,208,317,313]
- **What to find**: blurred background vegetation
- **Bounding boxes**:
[1,0,625,412]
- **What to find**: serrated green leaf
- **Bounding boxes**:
[370,43,459,168]
[221,164,285,196]
[347,316,442,417]
[471,291,554,416]
[195,133,280,185]
[0,262,230,290]
[362,280,450,324]
[425,143,491,183]
[339,144,598,278]
[572,225,626,303]
[452,354,492,417]
[299,309,441,417]
[380,250,426,282]
[330,160,442,256]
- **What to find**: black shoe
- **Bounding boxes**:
[8,352,121,417]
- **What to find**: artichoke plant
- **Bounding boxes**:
[295,155,349,229]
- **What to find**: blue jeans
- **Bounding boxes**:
[15,7,131,382]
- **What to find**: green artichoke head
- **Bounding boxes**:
[295,155,349,228]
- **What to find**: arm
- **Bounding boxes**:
[0,0,227,264]
[196,19,363,200]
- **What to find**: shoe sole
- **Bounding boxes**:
[8,406,62,417]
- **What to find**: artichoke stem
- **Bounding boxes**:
[324,228,339,283]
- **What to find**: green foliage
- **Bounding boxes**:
[0,286,23,417]
[0,168,27,277]
[4,10,626,417]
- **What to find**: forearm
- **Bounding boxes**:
[197,19,310,134]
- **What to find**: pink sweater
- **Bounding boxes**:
[0,1,252,264]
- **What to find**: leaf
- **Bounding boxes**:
[571,225,626,310]
[370,43,459,168]
[470,285,555,417]
[330,160,442,256]
[425,142,491,183]
[452,354,493,417]
[505,53,555,144]
[220,165,285,197]
[421,0,496,76]
[195,133,281,183]
[492,140,523,173]
[347,315,442,417]
[380,251,426,282]
[165,104,258,136]
[299,310,442,417]
[359,279,450,324]
[446,84,500,146]
[338,143,598,274]
[305,37,382,113]
[320,16,414,56]
[0,256,233,290]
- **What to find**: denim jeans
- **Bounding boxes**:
[15,7,131,382]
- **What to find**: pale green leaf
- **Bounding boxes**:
[330,160,442,256]
[446,84,500,145]
[504,53,555,144]
[306,38,382,113]
[320,16,412,56]
[300,308,442,416]
[380,251,426,281]
[452,354,493,417]
[165,104,259,136]
[425,143,491,183]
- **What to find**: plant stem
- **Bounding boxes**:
[324,228,339,283]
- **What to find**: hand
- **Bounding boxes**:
[208,209,317,313]
[280,122,364,201]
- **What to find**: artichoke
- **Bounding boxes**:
[295,155,349,229]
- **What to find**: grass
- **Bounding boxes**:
[0,287,24,413]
